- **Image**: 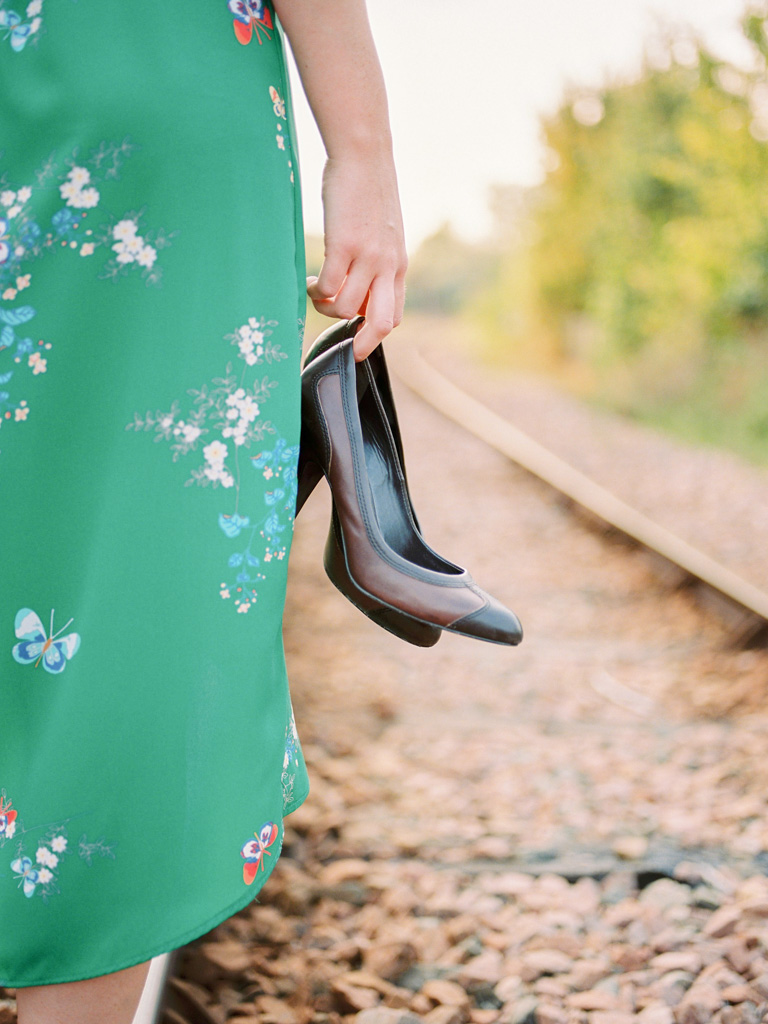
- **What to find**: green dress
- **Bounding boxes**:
[0,0,310,986]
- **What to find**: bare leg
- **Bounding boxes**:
[16,960,151,1024]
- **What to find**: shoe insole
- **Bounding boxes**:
[355,361,463,575]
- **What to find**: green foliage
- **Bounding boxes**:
[472,5,768,461]
[404,223,498,315]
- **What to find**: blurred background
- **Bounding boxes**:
[290,0,768,465]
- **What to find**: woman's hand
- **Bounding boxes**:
[271,0,407,360]
[307,154,407,361]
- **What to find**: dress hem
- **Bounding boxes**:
[2,783,311,990]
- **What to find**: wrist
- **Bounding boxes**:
[324,126,395,163]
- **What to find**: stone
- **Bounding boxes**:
[639,881,692,911]
[336,971,405,999]
[749,972,768,998]
[356,1009,423,1024]
[332,981,380,1013]
[738,896,768,917]
[494,976,523,1004]
[399,968,456,993]
[533,1005,567,1024]
[197,941,251,977]
[609,945,652,972]
[649,952,702,975]
[649,970,695,1007]
[458,951,504,985]
[588,1015,634,1024]
[0,1002,15,1024]
[612,836,649,860]
[532,978,569,999]
[565,991,619,1011]
[635,1004,674,1024]
[604,901,644,929]
[421,981,471,1009]
[412,995,435,1015]
[720,984,756,1004]
[470,1013,500,1024]
[723,938,755,975]
[363,944,418,983]
[500,996,538,1024]
[673,982,723,1024]
[520,950,573,981]
[565,959,612,992]
[702,906,742,939]
[424,1007,467,1024]
[253,996,301,1024]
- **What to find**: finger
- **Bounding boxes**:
[393,266,406,328]
[307,249,349,303]
[313,260,374,322]
[352,275,396,361]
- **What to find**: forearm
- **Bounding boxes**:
[272,0,394,160]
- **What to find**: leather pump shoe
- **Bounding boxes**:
[297,318,441,647]
[296,330,523,647]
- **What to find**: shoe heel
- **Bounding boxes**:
[295,442,324,517]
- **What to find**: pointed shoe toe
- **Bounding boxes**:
[447,591,523,646]
[298,335,523,648]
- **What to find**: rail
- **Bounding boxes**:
[391,344,768,647]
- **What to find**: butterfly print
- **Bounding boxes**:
[12,607,81,674]
[228,0,273,45]
[10,855,39,897]
[240,820,278,884]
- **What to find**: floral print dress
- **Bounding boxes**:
[0,0,309,986]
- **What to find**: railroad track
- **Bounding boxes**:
[391,345,768,650]
[131,343,768,1024]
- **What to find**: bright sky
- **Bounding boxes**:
[286,0,752,251]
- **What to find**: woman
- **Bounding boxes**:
[0,0,406,1020]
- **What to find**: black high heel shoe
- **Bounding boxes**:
[296,327,523,647]
[296,319,441,648]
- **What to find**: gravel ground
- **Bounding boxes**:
[4,317,768,1024]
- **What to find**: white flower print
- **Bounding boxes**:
[35,846,58,868]
[180,423,201,444]
[203,440,228,466]
[50,835,67,853]
[239,396,260,423]
[113,218,138,242]
[37,867,53,884]
[1,140,174,437]
[29,15,41,33]
[59,168,100,210]
[137,244,157,268]
[59,180,80,204]
[28,352,47,375]
[126,316,295,613]
[68,166,90,188]
[76,187,100,210]
[26,0,42,16]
